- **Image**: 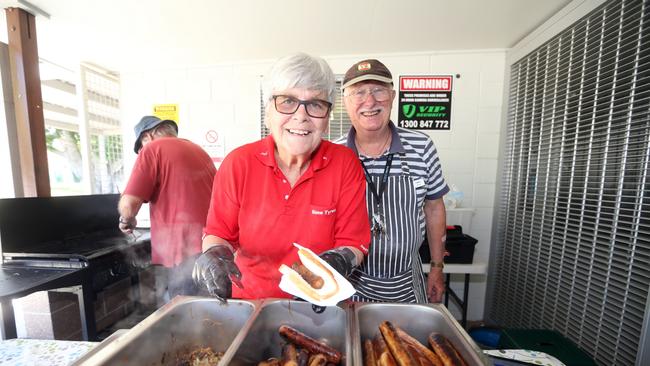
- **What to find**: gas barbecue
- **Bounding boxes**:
[0,194,151,341]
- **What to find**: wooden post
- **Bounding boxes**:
[5,7,50,197]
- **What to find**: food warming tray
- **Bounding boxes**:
[228,299,351,365]
[75,297,489,365]
[352,302,489,365]
[73,297,258,365]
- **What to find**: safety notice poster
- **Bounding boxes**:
[398,75,452,130]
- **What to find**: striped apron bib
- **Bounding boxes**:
[350,153,428,303]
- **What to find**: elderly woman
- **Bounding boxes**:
[193,53,370,300]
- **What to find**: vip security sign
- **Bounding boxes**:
[398,76,452,130]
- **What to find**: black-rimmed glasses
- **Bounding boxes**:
[272,95,332,118]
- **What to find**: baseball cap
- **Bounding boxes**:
[342,59,393,90]
[133,115,178,153]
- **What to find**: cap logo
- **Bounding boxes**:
[358,62,371,71]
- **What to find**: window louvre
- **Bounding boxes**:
[489,0,649,365]
[260,76,351,141]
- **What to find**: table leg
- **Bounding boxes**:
[461,273,470,328]
[0,299,17,339]
[80,271,97,341]
[444,273,450,307]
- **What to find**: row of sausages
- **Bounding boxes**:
[257,325,343,366]
[364,321,468,366]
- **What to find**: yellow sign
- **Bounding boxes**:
[153,104,179,124]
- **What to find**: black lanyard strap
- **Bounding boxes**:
[361,154,393,206]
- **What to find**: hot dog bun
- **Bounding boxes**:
[279,248,339,301]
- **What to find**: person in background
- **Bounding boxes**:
[192,53,370,302]
[335,59,449,303]
[118,116,217,305]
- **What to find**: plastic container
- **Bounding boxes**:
[469,326,502,348]
[499,329,597,366]
[419,225,478,264]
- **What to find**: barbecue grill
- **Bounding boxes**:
[0,194,151,341]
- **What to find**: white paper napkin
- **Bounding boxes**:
[278,243,356,307]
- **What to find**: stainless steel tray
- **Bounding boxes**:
[228,299,351,365]
[74,297,487,365]
[73,296,258,365]
[352,302,489,365]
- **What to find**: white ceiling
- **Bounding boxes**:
[1,0,573,73]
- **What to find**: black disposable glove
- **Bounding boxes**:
[319,247,357,277]
[192,245,242,303]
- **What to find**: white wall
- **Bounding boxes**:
[120,49,506,321]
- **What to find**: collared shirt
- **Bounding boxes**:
[124,137,217,267]
[335,122,449,302]
[204,136,370,299]
[336,121,449,201]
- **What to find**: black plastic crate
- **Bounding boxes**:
[419,225,478,264]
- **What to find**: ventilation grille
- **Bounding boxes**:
[490,0,649,365]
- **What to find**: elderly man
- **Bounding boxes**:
[336,59,449,303]
[118,116,216,305]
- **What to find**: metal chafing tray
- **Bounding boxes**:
[352,302,490,365]
[74,297,488,365]
[229,299,351,365]
[73,297,258,365]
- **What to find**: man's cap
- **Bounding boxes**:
[342,59,393,90]
[133,115,178,153]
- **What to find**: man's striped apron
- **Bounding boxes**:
[349,153,428,303]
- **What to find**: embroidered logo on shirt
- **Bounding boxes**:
[312,208,336,216]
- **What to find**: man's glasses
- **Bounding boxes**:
[272,95,332,118]
[344,87,392,104]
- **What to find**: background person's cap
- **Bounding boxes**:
[133,115,178,153]
[342,59,393,90]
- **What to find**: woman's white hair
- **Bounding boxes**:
[262,52,336,105]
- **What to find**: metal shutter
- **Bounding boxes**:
[488,0,649,365]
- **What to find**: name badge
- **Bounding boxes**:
[413,178,426,188]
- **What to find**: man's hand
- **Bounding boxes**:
[427,268,445,303]
[192,245,242,303]
[118,216,136,234]
[319,247,358,277]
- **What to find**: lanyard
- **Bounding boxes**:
[361,154,394,207]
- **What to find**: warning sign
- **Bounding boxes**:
[153,104,179,124]
[398,76,452,130]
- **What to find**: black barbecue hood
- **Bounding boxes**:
[0,194,126,255]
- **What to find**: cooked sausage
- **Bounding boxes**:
[374,335,397,366]
[278,325,342,364]
[364,339,377,366]
[427,333,467,366]
[282,342,299,366]
[394,326,443,366]
[307,354,328,366]
[258,358,281,366]
[405,343,438,366]
[292,263,324,289]
[297,349,309,366]
[379,321,418,366]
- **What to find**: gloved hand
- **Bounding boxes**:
[192,245,242,303]
[319,247,358,277]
